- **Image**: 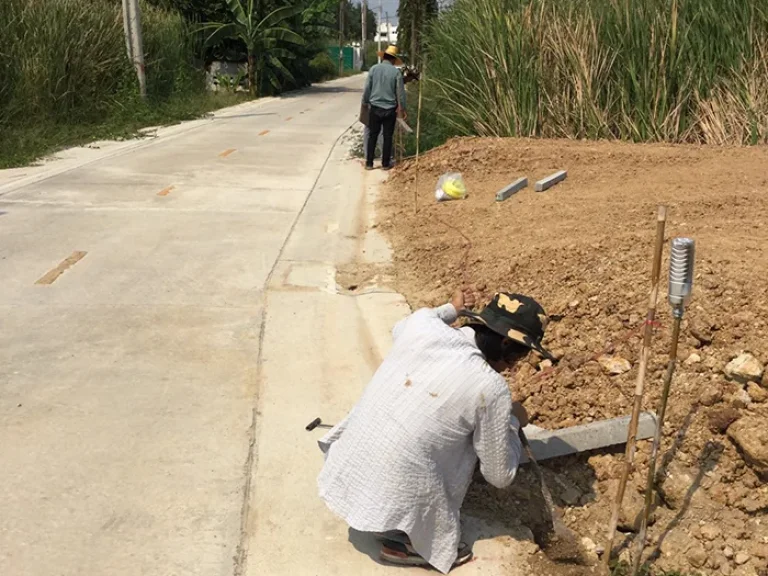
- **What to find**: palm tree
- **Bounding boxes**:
[201,0,305,96]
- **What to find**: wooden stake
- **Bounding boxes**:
[603,205,667,570]
[414,60,425,215]
[631,316,683,575]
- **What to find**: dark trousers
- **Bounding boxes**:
[366,105,397,168]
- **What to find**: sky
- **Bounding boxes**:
[356,0,400,26]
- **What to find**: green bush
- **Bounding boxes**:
[425,0,768,145]
[308,51,338,83]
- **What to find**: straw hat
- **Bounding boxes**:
[377,45,403,66]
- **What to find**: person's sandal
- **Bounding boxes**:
[379,540,473,569]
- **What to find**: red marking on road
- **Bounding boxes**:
[35,251,87,285]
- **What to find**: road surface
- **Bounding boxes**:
[0,76,531,576]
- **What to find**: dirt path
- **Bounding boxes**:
[371,137,768,576]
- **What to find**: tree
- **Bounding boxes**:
[328,1,377,42]
[200,0,305,96]
[397,0,438,65]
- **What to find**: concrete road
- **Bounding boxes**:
[0,76,532,576]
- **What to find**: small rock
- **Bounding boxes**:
[618,489,657,532]
[701,524,722,541]
[724,546,735,559]
[700,384,723,406]
[658,462,695,509]
[721,564,733,576]
[569,299,580,309]
[538,359,553,371]
[685,352,702,366]
[598,355,631,375]
[725,353,764,384]
[688,544,708,568]
[690,319,715,346]
[750,541,768,560]
[735,552,750,565]
[580,537,599,566]
[730,388,752,409]
[747,381,767,403]
[618,548,632,565]
[728,416,768,478]
[741,497,763,513]
[560,486,581,507]
[708,407,741,433]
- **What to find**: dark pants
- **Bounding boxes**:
[366,105,397,168]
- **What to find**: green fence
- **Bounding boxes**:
[327,46,354,71]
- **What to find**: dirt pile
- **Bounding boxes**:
[376,137,768,575]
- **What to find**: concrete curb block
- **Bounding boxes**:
[534,170,567,192]
[495,177,528,202]
[520,411,657,463]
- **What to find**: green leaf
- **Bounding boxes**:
[201,23,239,48]
[260,5,305,30]
[264,27,305,46]
[224,0,248,28]
[269,47,298,60]
[268,55,297,83]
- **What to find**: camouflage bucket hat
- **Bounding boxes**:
[460,293,555,361]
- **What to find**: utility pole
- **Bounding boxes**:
[361,0,367,69]
[338,0,345,76]
[378,0,383,62]
[386,12,390,44]
[122,0,146,99]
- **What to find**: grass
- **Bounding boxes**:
[0,0,243,168]
[421,0,768,147]
[0,92,251,169]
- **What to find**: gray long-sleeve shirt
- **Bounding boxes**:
[362,60,407,110]
[317,303,521,574]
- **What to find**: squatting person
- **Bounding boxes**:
[317,289,555,573]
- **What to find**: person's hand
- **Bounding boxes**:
[451,286,476,312]
[511,401,529,428]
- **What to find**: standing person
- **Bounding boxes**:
[317,289,555,573]
[362,45,407,170]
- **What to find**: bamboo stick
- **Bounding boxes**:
[630,317,682,575]
[603,205,667,570]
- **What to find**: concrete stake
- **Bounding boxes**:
[495,177,528,202]
[535,170,567,192]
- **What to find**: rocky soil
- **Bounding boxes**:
[371,137,768,575]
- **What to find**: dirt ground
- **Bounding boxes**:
[362,137,768,575]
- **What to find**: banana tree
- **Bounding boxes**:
[201,0,305,96]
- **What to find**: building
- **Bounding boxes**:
[373,22,398,45]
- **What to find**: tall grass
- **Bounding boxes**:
[0,0,220,167]
[425,0,768,145]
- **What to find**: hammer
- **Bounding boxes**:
[305,417,333,431]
